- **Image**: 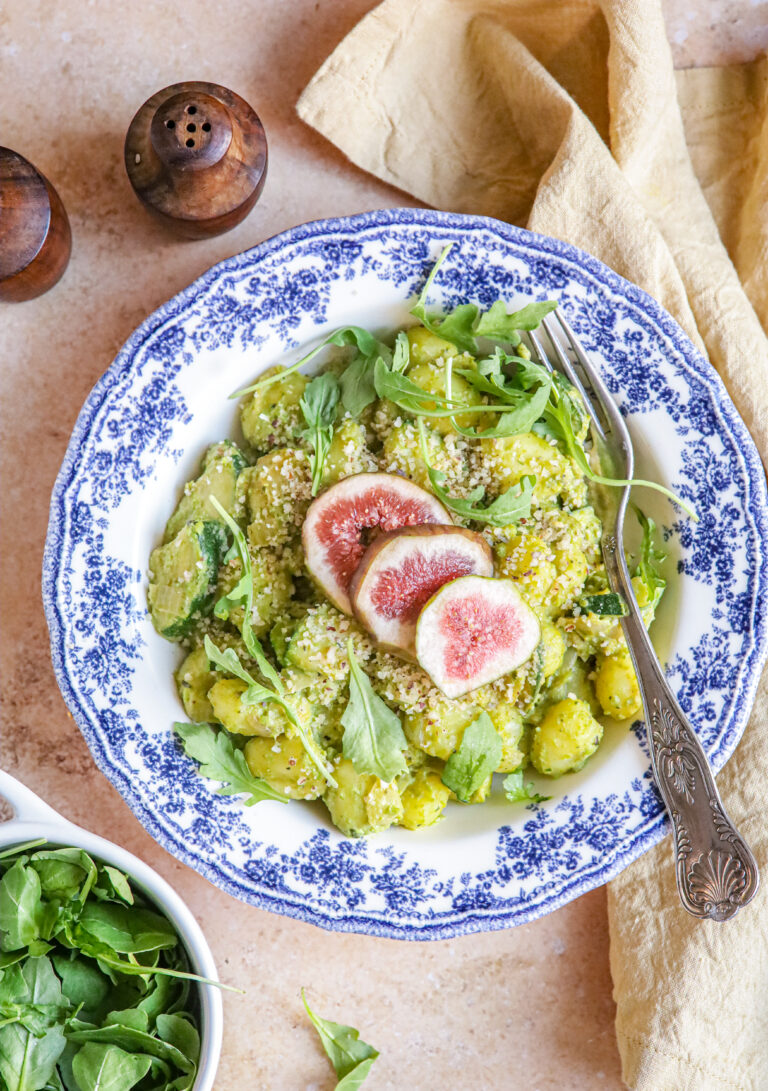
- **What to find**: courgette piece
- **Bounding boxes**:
[164,441,248,543]
[149,520,227,639]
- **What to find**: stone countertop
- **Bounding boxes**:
[1,2,765,1088]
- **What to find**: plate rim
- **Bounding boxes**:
[43,207,768,939]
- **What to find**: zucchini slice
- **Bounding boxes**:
[149,520,227,639]
[164,441,248,543]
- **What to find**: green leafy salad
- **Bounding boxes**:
[147,247,672,838]
[0,840,210,1091]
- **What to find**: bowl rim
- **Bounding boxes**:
[42,207,768,939]
[0,771,223,1090]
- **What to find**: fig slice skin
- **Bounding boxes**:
[350,525,493,656]
[302,472,452,614]
[415,575,541,699]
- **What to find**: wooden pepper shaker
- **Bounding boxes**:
[0,148,72,302]
[124,81,268,239]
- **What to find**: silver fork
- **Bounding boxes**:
[524,311,759,921]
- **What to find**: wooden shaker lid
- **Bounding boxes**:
[0,148,72,302]
[124,81,268,239]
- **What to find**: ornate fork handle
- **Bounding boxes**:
[602,533,759,921]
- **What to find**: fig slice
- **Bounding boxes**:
[302,472,452,614]
[350,525,493,655]
[415,575,540,698]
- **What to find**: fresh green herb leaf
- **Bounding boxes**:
[0,841,46,861]
[339,354,377,416]
[202,636,337,788]
[441,712,502,803]
[231,326,390,399]
[302,990,379,1088]
[445,358,551,438]
[341,641,408,783]
[209,497,264,661]
[70,1042,152,1091]
[300,372,341,495]
[75,903,177,956]
[475,299,558,343]
[155,1013,200,1067]
[502,770,550,804]
[0,859,41,952]
[580,592,628,617]
[173,721,288,806]
[538,375,698,519]
[0,957,67,1091]
[418,419,534,526]
[632,505,667,611]
[373,357,459,417]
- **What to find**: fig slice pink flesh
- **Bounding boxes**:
[415,575,540,698]
[350,525,493,655]
[302,472,452,614]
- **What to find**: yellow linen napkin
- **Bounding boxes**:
[298,2,768,1087]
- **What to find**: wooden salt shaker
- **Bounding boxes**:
[124,81,268,239]
[0,148,72,302]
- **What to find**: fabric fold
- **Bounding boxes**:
[297,3,768,1086]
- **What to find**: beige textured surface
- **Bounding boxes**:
[0,2,763,1089]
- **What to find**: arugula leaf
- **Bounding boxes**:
[475,299,558,343]
[373,357,459,417]
[0,841,46,861]
[441,712,502,803]
[300,372,341,495]
[445,357,551,438]
[502,770,551,804]
[202,636,337,788]
[0,860,41,952]
[341,641,407,783]
[173,721,288,806]
[409,245,556,354]
[0,958,67,1091]
[231,326,390,398]
[209,497,264,661]
[539,375,698,519]
[580,592,627,617]
[339,354,377,416]
[302,990,378,1088]
[71,1042,152,1091]
[155,1013,200,1066]
[418,419,534,526]
[75,903,177,956]
[632,505,667,611]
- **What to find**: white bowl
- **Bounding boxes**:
[43,209,768,939]
[0,770,223,1090]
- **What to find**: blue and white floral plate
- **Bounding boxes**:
[44,209,768,940]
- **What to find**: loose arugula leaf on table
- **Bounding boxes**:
[341,640,408,783]
[441,711,502,803]
[302,990,379,1090]
[417,420,534,527]
[231,325,391,398]
[300,372,341,495]
[70,1042,152,1091]
[202,634,337,788]
[173,721,288,806]
[632,504,667,611]
[503,770,551,804]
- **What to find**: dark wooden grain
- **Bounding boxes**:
[0,148,71,302]
[124,81,268,239]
